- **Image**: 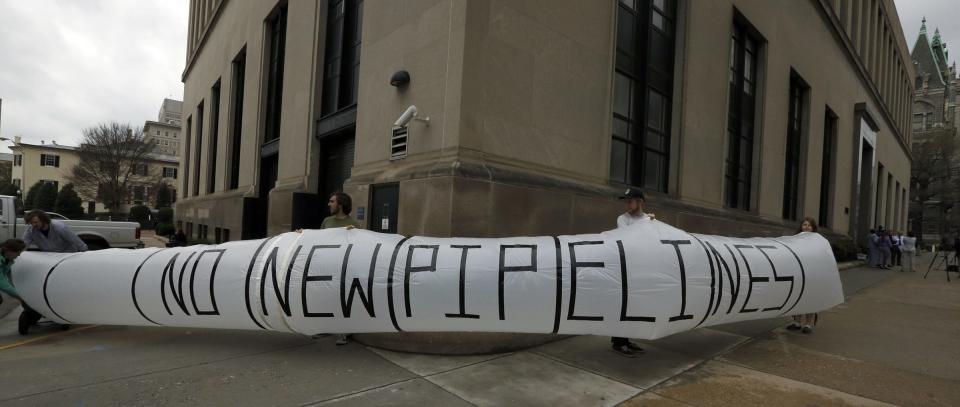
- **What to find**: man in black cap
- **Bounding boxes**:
[611,188,655,357]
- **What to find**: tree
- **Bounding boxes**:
[155,183,172,208]
[35,183,58,211]
[0,160,11,185]
[23,181,43,210]
[910,128,960,241]
[67,122,157,216]
[55,184,85,219]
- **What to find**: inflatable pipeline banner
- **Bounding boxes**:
[11,221,843,339]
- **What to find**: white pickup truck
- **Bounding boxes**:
[0,195,142,250]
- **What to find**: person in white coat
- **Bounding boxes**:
[900,231,917,272]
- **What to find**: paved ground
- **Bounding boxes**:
[0,254,956,406]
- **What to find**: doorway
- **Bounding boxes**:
[369,184,399,234]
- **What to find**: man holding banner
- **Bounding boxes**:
[612,188,654,357]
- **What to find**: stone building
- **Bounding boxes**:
[177,0,913,254]
[145,99,185,157]
[909,19,959,242]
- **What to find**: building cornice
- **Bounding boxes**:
[815,0,914,160]
[181,0,229,82]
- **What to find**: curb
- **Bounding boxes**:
[838,260,866,271]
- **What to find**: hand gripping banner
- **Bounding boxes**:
[10,220,843,339]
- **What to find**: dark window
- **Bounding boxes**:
[208,80,221,194]
[13,155,21,166]
[222,228,230,242]
[783,73,808,221]
[194,101,204,197]
[609,0,676,192]
[264,5,287,143]
[184,116,192,196]
[42,180,59,189]
[12,179,20,188]
[132,185,145,203]
[321,0,364,116]
[163,167,178,179]
[725,19,761,210]
[40,154,60,167]
[134,163,149,176]
[819,108,838,227]
[229,48,246,190]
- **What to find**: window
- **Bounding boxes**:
[163,167,178,179]
[185,116,192,196]
[13,155,22,166]
[132,185,145,203]
[609,0,677,192]
[208,80,221,194]
[165,131,170,138]
[222,228,230,242]
[12,179,21,188]
[156,130,161,136]
[725,18,761,210]
[263,5,287,143]
[229,48,246,190]
[134,163,149,176]
[40,154,60,167]
[819,109,838,227]
[194,101,204,196]
[783,73,808,221]
[320,0,364,116]
[41,180,59,189]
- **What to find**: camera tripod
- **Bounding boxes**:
[924,249,957,281]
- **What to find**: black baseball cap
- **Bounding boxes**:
[618,188,645,200]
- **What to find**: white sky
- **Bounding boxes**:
[0,1,188,153]
[895,0,960,57]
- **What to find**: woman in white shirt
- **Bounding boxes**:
[900,231,917,272]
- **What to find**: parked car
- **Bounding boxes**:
[0,195,143,250]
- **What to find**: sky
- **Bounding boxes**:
[0,1,188,153]
[895,0,960,57]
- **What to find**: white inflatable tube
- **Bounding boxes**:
[11,221,843,339]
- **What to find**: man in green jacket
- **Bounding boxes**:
[0,239,31,334]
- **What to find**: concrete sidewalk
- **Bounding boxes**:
[0,258,956,406]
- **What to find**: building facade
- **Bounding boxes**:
[10,137,179,214]
[145,99,185,157]
[909,19,959,242]
[177,0,913,253]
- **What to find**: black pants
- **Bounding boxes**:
[611,337,628,346]
[21,302,43,325]
[891,247,902,266]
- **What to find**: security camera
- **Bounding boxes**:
[394,105,429,127]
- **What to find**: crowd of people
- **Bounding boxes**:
[0,189,914,357]
[866,227,917,272]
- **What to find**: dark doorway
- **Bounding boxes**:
[245,154,277,239]
[318,130,356,200]
[369,184,399,234]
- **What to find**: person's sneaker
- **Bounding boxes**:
[802,325,813,334]
[17,311,30,335]
[624,341,646,353]
[335,334,349,346]
[611,344,638,358]
[786,322,801,331]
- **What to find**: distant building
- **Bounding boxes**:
[910,18,959,241]
[145,99,184,157]
[9,136,179,214]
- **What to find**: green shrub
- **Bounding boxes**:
[155,222,176,236]
[156,207,174,224]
